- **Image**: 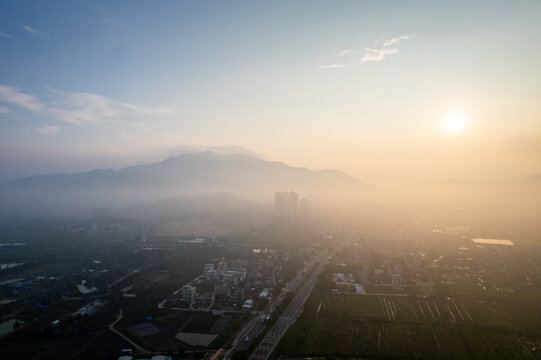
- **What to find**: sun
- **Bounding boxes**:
[444,111,467,133]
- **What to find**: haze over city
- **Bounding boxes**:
[1,2,541,360]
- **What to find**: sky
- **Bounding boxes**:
[1,0,541,185]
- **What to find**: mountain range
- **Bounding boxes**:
[0,151,363,216]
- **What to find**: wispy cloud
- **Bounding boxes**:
[36,126,59,135]
[0,83,173,126]
[0,32,12,38]
[359,34,414,64]
[381,34,414,47]
[360,48,398,63]
[321,34,415,68]
[119,102,173,115]
[21,25,49,37]
[318,64,347,69]
[47,92,122,125]
[0,106,9,114]
[338,49,355,57]
[46,89,173,125]
[0,84,45,111]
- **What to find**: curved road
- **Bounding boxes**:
[109,307,152,354]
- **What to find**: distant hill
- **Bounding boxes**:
[0,151,364,216]
[419,173,541,221]
[433,173,541,186]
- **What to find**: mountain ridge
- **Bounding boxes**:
[3,151,360,186]
[0,151,364,216]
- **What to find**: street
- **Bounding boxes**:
[248,233,357,360]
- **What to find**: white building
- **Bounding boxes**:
[204,263,214,274]
[221,270,244,285]
[242,299,254,310]
[217,261,227,274]
[181,285,196,304]
[204,263,218,280]
[259,288,271,300]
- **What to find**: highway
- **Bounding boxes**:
[223,250,325,359]
[248,260,324,360]
[248,233,357,360]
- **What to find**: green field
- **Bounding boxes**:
[274,289,541,359]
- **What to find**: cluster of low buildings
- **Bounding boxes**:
[178,257,279,310]
[331,230,541,297]
[48,299,109,330]
[0,275,61,302]
[55,218,128,235]
[72,299,108,317]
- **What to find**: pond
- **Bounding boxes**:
[471,238,514,246]
[77,280,98,294]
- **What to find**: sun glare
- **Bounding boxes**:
[444,111,467,133]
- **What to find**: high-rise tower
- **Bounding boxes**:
[274,191,299,220]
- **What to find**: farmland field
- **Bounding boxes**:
[274,287,541,359]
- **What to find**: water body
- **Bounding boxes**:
[77,280,98,294]
[471,238,514,246]
[0,319,24,337]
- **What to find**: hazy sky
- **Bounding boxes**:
[1,1,540,184]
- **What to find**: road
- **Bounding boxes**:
[107,269,139,297]
[248,233,358,360]
[248,260,325,360]
[223,250,326,359]
[106,269,151,353]
[109,307,151,354]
